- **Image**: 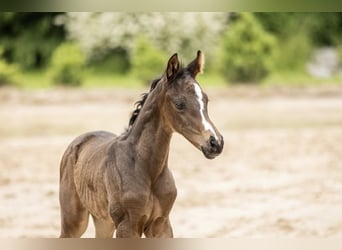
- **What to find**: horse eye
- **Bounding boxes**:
[175,102,185,110]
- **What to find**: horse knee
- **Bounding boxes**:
[114,212,148,238]
[115,220,141,238]
[145,217,173,238]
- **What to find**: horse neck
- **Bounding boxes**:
[126,85,172,180]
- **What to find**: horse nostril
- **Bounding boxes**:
[209,136,218,148]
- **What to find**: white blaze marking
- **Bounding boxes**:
[193,83,218,139]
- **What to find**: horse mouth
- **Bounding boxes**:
[181,132,223,159]
[201,146,220,159]
[200,136,224,159]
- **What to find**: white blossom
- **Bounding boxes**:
[61,12,228,64]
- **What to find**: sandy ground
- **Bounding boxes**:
[0,85,342,238]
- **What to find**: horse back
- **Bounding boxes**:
[60,131,116,172]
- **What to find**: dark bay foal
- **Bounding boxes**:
[59,51,224,238]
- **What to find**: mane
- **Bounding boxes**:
[127,77,161,129]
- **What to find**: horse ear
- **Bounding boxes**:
[166,53,180,81]
[186,50,205,78]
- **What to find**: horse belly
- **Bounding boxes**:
[73,147,114,219]
[74,160,111,219]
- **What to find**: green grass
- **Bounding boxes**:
[14,69,227,89]
[196,73,227,87]
[9,68,342,90]
[83,71,142,88]
[16,69,51,89]
[262,71,342,87]
[14,69,144,89]
[200,70,342,88]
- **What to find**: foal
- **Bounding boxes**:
[59,51,224,238]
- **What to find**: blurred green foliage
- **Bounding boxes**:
[62,13,228,70]
[254,13,342,75]
[49,42,85,86]
[337,45,342,69]
[1,12,342,88]
[255,13,342,47]
[0,13,65,70]
[0,61,19,86]
[221,13,276,83]
[272,33,313,73]
[131,36,167,84]
[88,48,130,75]
[0,47,19,86]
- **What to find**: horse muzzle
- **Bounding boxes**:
[201,135,224,159]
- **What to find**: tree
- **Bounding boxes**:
[49,42,85,86]
[221,13,276,83]
[254,13,342,46]
[61,13,228,70]
[0,12,65,69]
[131,36,168,84]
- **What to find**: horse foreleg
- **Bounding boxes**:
[144,216,173,238]
[92,216,115,238]
[114,212,148,238]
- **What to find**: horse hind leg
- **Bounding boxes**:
[92,215,115,238]
[59,181,90,237]
[60,208,89,238]
[59,189,89,238]
[59,151,89,238]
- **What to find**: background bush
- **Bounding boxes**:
[63,13,228,70]
[2,13,342,87]
[0,47,19,86]
[88,48,130,75]
[49,42,85,86]
[0,13,65,70]
[254,13,314,74]
[272,34,313,73]
[0,60,19,86]
[131,36,168,84]
[221,13,276,83]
